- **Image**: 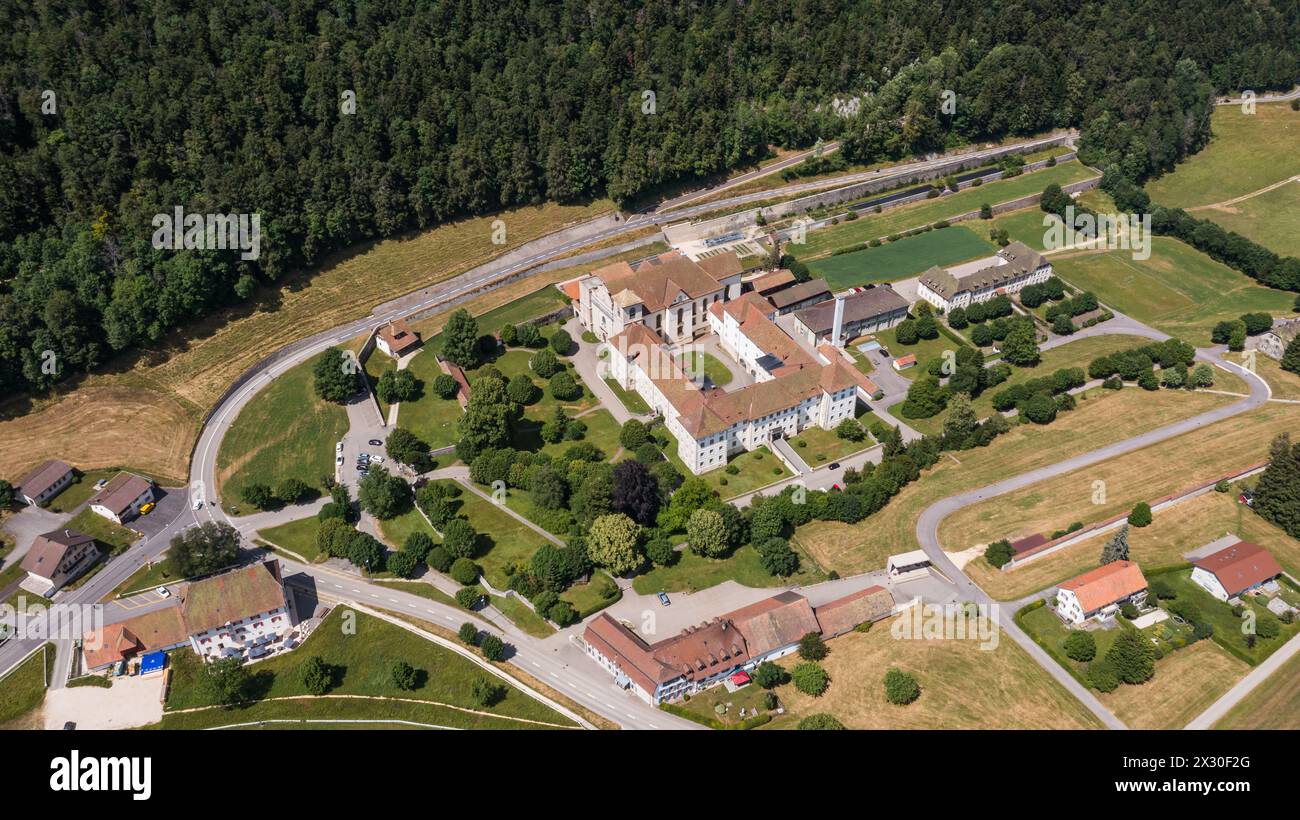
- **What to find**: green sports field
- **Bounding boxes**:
[1050,237,1297,343]
[806,224,995,289]
[792,160,1098,259]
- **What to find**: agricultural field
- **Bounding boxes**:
[945,401,1297,563]
[957,406,1300,600]
[1145,102,1300,209]
[799,387,1237,576]
[793,160,1098,259]
[159,608,574,729]
[1216,647,1300,729]
[765,618,1102,729]
[215,351,349,512]
[1049,237,1297,343]
[0,200,612,485]
[806,224,994,289]
[1193,179,1300,257]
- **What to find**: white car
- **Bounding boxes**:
[156,587,171,598]
[335,455,345,466]
[192,498,204,510]
[370,455,384,464]
[336,441,344,452]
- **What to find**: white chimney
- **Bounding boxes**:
[831,295,846,348]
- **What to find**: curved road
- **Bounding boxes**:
[914,344,1271,729]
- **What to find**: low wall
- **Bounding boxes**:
[1004,461,1269,569]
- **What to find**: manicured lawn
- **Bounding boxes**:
[789,420,875,466]
[109,557,184,598]
[1018,604,1125,685]
[164,607,574,726]
[258,516,324,562]
[794,160,1098,259]
[419,284,570,356]
[631,542,825,595]
[377,506,440,550]
[491,594,555,638]
[873,323,970,382]
[469,349,596,418]
[699,446,792,500]
[43,469,117,514]
[676,680,774,727]
[440,482,545,589]
[66,507,137,551]
[604,377,651,414]
[1216,643,1300,729]
[765,616,1102,729]
[1050,237,1297,344]
[152,694,563,730]
[363,351,397,419]
[1156,569,1300,665]
[523,407,622,463]
[0,643,52,728]
[674,350,733,387]
[1145,102,1300,209]
[396,350,463,451]
[806,224,994,290]
[1239,351,1300,400]
[799,387,1251,576]
[949,401,1300,588]
[216,351,349,511]
[560,572,622,617]
[1194,180,1300,257]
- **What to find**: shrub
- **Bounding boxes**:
[797,631,828,661]
[792,662,829,696]
[471,677,505,706]
[1064,630,1096,662]
[1128,502,1152,527]
[457,622,479,644]
[389,660,419,691]
[797,714,845,730]
[753,661,788,689]
[450,557,480,585]
[455,586,483,609]
[548,371,581,400]
[883,668,920,705]
[1088,661,1119,693]
[984,539,1013,569]
[549,328,573,354]
[479,633,506,662]
[300,656,336,695]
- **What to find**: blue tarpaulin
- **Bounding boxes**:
[140,651,166,674]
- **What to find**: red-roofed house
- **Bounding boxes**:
[1191,540,1282,601]
[376,318,421,359]
[1055,560,1148,625]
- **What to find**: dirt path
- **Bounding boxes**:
[1189,175,1299,211]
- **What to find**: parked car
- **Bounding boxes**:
[192,498,204,510]
[658,592,671,606]
[1240,488,1256,507]
[336,441,344,452]
[829,462,840,470]
[368,439,383,446]
[370,455,385,464]
[156,586,170,598]
[336,455,345,466]
[139,501,155,515]
[360,453,371,461]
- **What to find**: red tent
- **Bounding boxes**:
[729,671,751,686]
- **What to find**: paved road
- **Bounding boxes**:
[913,344,1270,730]
[1216,87,1300,105]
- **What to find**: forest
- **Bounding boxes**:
[0,0,1297,397]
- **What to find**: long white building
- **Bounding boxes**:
[916,241,1052,312]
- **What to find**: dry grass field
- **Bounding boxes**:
[1100,640,1248,730]
[941,400,1295,553]
[798,388,1235,575]
[0,201,611,484]
[965,487,1300,601]
[1216,648,1300,729]
[767,617,1102,729]
[1145,102,1300,208]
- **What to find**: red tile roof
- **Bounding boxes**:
[90,473,154,517]
[813,586,895,636]
[1059,560,1147,613]
[1193,540,1282,597]
[724,591,820,657]
[82,606,189,669]
[378,318,420,356]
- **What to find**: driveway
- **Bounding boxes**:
[130,487,187,539]
[1,505,70,568]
